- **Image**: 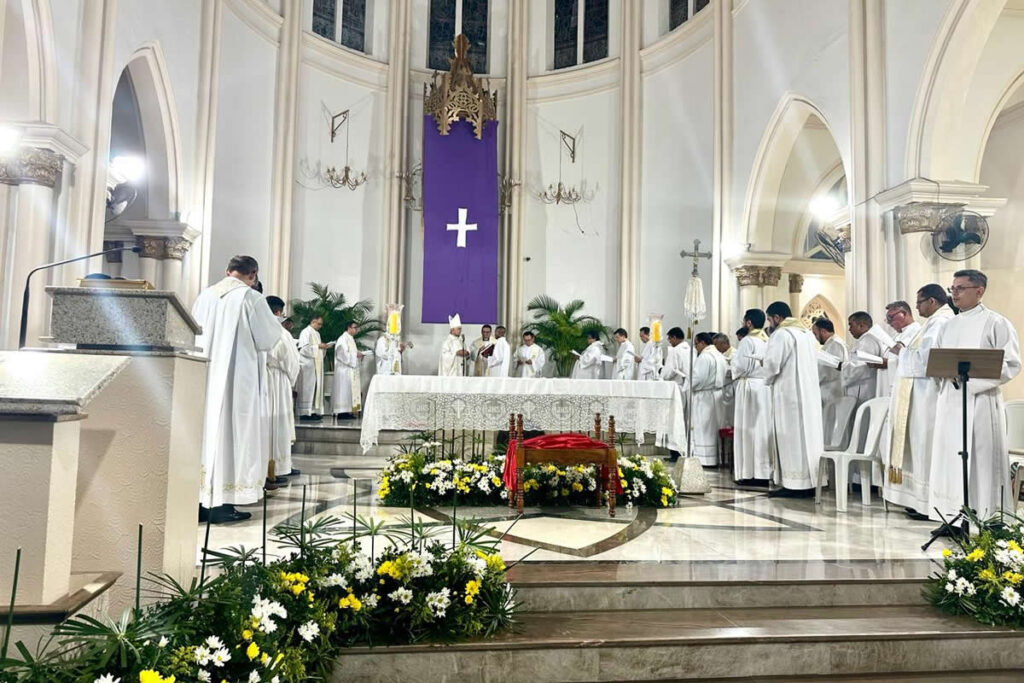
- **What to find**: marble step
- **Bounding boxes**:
[292,441,400,457]
[294,426,419,445]
[332,605,1024,682]
[508,561,931,611]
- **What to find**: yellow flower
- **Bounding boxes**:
[620,479,628,489]
[242,629,253,641]
[1009,540,1024,554]
[942,549,953,558]
[571,482,583,492]
[464,594,474,604]
[247,642,260,661]
[349,594,363,611]
[979,568,997,582]
[966,548,986,563]
[465,579,481,597]
[1004,571,1024,585]
[491,476,502,487]
[560,488,569,497]
[660,496,668,507]
[661,487,673,497]
[139,672,175,683]
[291,583,305,596]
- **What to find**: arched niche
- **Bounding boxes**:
[800,294,843,338]
[0,0,57,122]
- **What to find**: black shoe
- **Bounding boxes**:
[299,415,314,422]
[264,479,282,491]
[199,505,253,524]
[904,507,930,521]
[669,450,681,462]
[769,487,815,499]
[748,478,770,487]
[273,476,289,484]
[287,469,301,477]
[310,414,323,422]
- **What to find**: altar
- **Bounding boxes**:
[359,376,687,453]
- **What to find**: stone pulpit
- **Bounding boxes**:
[0,283,207,623]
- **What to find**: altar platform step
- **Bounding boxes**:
[333,604,1024,682]
[508,560,931,611]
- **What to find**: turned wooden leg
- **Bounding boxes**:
[607,452,616,518]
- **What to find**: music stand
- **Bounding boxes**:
[921,347,1005,550]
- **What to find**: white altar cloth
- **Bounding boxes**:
[360,375,687,453]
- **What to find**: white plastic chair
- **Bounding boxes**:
[1005,400,1024,501]
[823,396,858,451]
[816,397,889,512]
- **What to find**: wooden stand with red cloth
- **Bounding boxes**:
[502,413,621,517]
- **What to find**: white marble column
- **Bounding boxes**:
[712,0,734,332]
[161,237,191,297]
[380,0,411,309]
[268,0,300,299]
[136,236,164,288]
[617,1,642,334]
[501,0,528,332]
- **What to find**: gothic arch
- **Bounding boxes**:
[0,0,57,122]
[800,293,842,336]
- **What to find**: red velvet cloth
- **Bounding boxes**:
[502,433,616,492]
[718,427,735,439]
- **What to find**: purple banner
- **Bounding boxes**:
[421,117,499,324]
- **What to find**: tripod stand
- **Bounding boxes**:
[921,348,1004,551]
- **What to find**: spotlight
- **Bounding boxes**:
[0,126,21,156]
[809,195,841,221]
[110,155,146,183]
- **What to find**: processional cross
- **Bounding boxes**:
[679,238,713,463]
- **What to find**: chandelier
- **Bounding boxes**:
[498,173,521,214]
[538,130,588,205]
[324,109,367,191]
[396,163,422,210]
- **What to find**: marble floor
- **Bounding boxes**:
[200,445,975,578]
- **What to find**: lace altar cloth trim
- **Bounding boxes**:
[359,375,687,453]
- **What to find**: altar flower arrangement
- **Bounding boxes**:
[925,516,1024,627]
[0,516,515,682]
[377,445,677,509]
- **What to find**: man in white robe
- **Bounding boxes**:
[375,334,406,376]
[613,328,636,380]
[691,333,728,466]
[929,270,1021,527]
[438,313,470,376]
[297,316,331,420]
[713,333,735,427]
[332,321,364,419]
[485,325,512,377]
[265,296,300,480]
[842,311,888,407]
[884,284,954,517]
[469,325,494,377]
[661,327,691,460]
[813,318,848,412]
[191,256,282,523]
[514,330,546,378]
[571,331,605,380]
[634,326,662,381]
[883,301,921,387]
[733,309,772,484]
[763,301,824,496]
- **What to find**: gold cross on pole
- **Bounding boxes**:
[680,238,713,277]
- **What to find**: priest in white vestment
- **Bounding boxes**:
[571,331,605,380]
[928,270,1021,526]
[515,330,547,377]
[883,285,954,516]
[733,309,772,483]
[613,328,637,380]
[813,318,848,412]
[297,316,331,420]
[375,334,406,376]
[438,314,470,376]
[842,311,889,406]
[635,326,662,381]
[883,301,921,387]
[660,327,692,460]
[763,302,823,496]
[469,324,494,377]
[713,333,735,427]
[332,321,364,418]
[486,325,511,377]
[191,256,282,522]
[691,333,728,466]
[265,296,300,479]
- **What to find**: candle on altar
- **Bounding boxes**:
[649,315,663,343]
[386,304,403,336]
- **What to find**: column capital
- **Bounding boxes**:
[732,264,782,287]
[135,236,167,260]
[163,236,193,261]
[789,273,804,294]
[0,147,64,188]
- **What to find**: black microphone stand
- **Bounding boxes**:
[18,245,141,349]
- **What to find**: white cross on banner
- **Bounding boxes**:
[446,207,478,248]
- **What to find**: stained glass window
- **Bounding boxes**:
[461,0,489,74]
[553,0,578,70]
[695,0,711,13]
[582,0,607,63]
[340,0,366,52]
[670,0,688,30]
[428,0,458,70]
[312,0,336,40]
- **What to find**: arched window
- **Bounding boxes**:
[553,0,608,70]
[311,0,368,54]
[428,0,489,74]
[668,0,711,32]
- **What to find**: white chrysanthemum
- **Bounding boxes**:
[211,648,231,667]
[197,671,211,683]
[249,671,262,683]
[390,587,413,604]
[467,555,487,577]
[425,588,452,618]
[251,595,288,633]
[947,569,957,581]
[205,635,224,649]
[298,620,321,642]
[94,675,120,683]
[1001,586,1021,607]
[954,577,976,596]
[322,573,348,589]
[945,582,955,593]
[361,593,380,608]
[194,645,212,666]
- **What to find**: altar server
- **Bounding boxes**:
[929,270,1021,525]
[439,313,470,376]
[332,321,364,419]
[469,324,493,377]
[713,333,735,427]
[691,332,728,466]
[265,296,300,480]
[515,331,547,378]
[191,256,282,522]
[733,309,772,483]
[297,316,331,420]
[635,327,662,381]
[661,327,691,460]
[486,325,512,377]
[763,302,823,496]
[613,328,637,380]
[571,331,605,380]
[884,284,953,516]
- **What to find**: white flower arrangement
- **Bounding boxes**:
[94,675,120,683]
[250,595,287,634]
[298,620,321,642]
[390,587,414,605]
[426,588,452,618]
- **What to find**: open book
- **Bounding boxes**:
[817,350,842,369]
[854,350,884,365]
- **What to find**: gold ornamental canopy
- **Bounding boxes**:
[423,34,498,140]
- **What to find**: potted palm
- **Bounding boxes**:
[525,295,608,377]
[289,283,383,370]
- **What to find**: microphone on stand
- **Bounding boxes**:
[460,333,467,376]
[18,244,143,349]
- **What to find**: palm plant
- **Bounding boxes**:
[525,295,608,377]
[290,283,383,366]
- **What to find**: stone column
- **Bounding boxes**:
[788,273,804,312]
[162,237,192,297]
[103,240,125,278]
[617,1,642,334]
[0,147,64,349]
[712,0,734,331]
[501,0,528,332]
[136,236,165,288]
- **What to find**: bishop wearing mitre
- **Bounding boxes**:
[438,313,470,376]
[515,330,546,377]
